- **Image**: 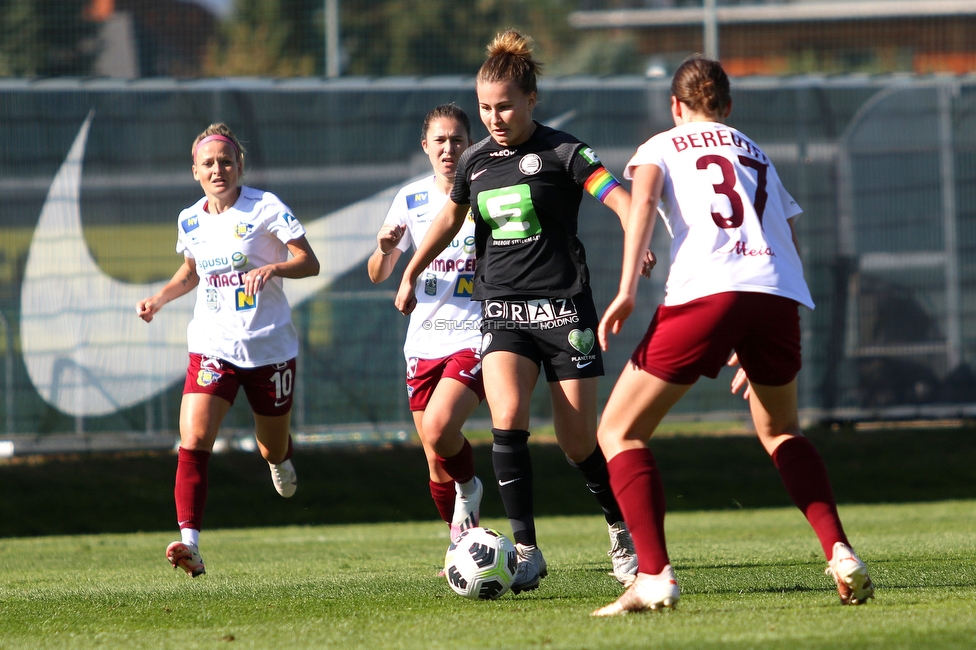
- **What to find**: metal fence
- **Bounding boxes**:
[1,74,975,437]
[4,1,975,79]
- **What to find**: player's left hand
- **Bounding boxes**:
[640,250,656,279]
[395,275,418,315]
[245,267,274,296]
[727,352,751,400]
[598,293,635,352]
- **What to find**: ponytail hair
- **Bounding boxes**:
[476,30,542,96]
[670,56,731,119]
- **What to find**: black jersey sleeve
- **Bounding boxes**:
[565,142,623,203]
[450,140,485,206]
[567,143,609,185]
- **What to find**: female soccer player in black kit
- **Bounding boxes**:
[396,30,650,594]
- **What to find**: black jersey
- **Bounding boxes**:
[451,123,612,300]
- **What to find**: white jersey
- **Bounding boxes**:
[177,186,306,367]
[385,176,481,359]
[625,121,814,309]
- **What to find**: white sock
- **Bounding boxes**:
[181,528,200,548]
[457,478,478,496]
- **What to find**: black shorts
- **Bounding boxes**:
[480,294,604,382]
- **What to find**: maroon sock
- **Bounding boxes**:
[772,436,849,558]
[429,479,456,524]
[175,447,210,531]
[607,447,670,575]
[436,438,475,484]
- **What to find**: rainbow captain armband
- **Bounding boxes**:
[584,166,621,203]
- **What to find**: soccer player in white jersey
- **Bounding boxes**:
[136,123,320,577]
[368,104,485,545]
[591,56,874,615]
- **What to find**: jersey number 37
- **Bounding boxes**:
[697,155,769,230]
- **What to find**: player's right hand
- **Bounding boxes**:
[135,298,158,323]
[394,275,417,315]
[377,223,405,256]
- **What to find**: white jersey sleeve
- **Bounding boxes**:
[626,122,813,309]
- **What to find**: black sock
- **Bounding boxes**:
[492,428,536,547]
[568,446,623,525]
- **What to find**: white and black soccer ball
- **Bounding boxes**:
[443,527,518,600]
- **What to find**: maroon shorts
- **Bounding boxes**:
[406,349,486,411]
[183,353,297,416]
[631,292,801,386]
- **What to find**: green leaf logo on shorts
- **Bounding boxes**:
[477,184,542,240]
[568,328,595,355]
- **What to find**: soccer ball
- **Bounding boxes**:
[443,527,518,600]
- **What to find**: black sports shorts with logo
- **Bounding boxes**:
[480,293,604,382]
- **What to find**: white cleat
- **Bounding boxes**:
[826,542,875,605]
[269,459,297,498]
[591,565,680,616]
[166,541,206,577]
[449,477,483,542]
[510,543,548,594]
[607,521,638,587]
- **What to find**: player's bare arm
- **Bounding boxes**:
[243,235,320,297]
[368,223,405,284]
[395,199,468,315]
[599,163,664,351]
[602,182,655,279]
[136,258,199,323]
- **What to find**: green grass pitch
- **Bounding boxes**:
[2,501,975,649]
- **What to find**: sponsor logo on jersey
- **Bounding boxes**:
[453,274,475,297]
[231,252,248,269]
[197,367,221,387]
[428,257,476,273]
[489,149,516,157]
[406,357,419,379]
[407,192,429,210]
[471,169,488,180]
[518,153,542,175]
[198,256,229,272]
[447,235,476,254]
[181,215,200,233]
[206,288,219,311]
[465,208,475,223]
[234,222,254,239]
[281,212,298,225]
[235,287,256,311]
[478,184,542,241]
[207,271,247,287]
[578,147,600,165]
[718,241,777,257]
